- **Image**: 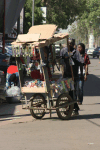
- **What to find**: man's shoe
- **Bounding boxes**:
[72,110,79,116]
[78,102,82,105]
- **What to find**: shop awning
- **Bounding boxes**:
[0,0,26,34]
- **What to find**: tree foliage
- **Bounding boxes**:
[24,0,44,33]
[42,0,85,29]
[69,0,100,45]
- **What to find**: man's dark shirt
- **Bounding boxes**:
[60,47,84,78]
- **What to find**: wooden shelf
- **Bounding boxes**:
[21,87,46,93]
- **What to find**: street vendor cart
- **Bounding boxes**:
[11,24,78,120]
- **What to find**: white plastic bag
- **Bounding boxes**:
[6,86,21,97]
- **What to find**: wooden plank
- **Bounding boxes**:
[39,47,51,93]
[39,47,51,108]
[16,57,24,88]
[28,24,57,40]
[21,87,46,93]
[16,33,40,43]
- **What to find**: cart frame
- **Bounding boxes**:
[12,24,78,120]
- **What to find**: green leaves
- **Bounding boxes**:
[24,0,44,33]
[69,0,100,45]
[42,0,84,29]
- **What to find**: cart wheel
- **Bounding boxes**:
[29,94,46,119]
[56,93,74,120]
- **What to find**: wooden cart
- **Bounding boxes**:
[11,24,78,120]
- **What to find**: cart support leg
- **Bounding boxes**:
[25,95,28,108]
[50,109,52,118]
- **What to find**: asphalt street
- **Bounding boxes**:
[0,57,100,150]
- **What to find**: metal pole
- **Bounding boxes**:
[32,0,34,26]
[3,0,6,54]
[23,7,25,34]
[17,16,20,36]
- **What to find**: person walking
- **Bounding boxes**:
[77,43,91,105]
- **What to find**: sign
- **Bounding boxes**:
[41,7,47,24]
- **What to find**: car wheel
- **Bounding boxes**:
[97,56,99,58]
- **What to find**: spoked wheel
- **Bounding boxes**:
[29,94,46,119]
[56,93,74,120]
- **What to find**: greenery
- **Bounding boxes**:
[24,0,45,33]
[42,0,85,29]
[69,0,100,46]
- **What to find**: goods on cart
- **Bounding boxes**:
[50,77,74,97]
[24,79,46,88]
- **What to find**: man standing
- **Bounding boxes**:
[60,39,84,115]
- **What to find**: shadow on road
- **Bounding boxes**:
[71,114,100,127]
[0,103,21,119]
[0,113,31,122]
[84,74,100,96]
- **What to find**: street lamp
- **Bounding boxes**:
[32,0,34,26]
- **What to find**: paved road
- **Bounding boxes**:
[0,58,100,150]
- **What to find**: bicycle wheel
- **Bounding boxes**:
[56,93,74,120]
[29,94,46,119]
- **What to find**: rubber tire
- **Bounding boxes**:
[97,55,99,58]
[29,93,46,119]
[56,93,74,120]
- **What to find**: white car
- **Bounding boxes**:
[87,48,95,56]
[55,44,60,52]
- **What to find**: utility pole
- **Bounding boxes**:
[3,0,6,54]
[32,0,34,26]
[17,16,20,36]
[23,7,25,34]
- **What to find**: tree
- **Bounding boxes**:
[42,0,86,29]
[24,0,44,34]
[69,0,100,47]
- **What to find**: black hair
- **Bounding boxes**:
[78,43,85,54]
[69,38,75,46]
[9,73,17,82]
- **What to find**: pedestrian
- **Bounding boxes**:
[60,39,84,115]
[77,43,91,105]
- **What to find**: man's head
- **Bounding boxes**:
[9,73,17,82]
[68,39,75,51]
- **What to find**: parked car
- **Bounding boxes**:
[87,48,95,56]
[55,44,60,58]
[93,47,100,58]
[0,46,11,74]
